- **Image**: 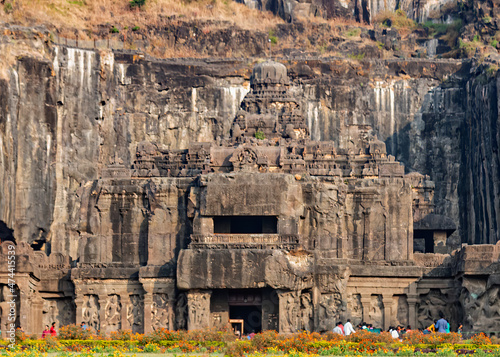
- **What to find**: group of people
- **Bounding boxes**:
[41,322,57,338]
[423,314,452,334]
[333,314,453,338]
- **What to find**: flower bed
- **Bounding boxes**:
[1,327,500,356]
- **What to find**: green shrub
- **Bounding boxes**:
[255,129,265,140]
[132,25,140,31]
[129,0,145,8]
[268,29,278,44]
[4,2,13,13]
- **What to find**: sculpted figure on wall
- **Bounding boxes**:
[347,293,363,326]
[317,292,344,332]
[105,295,121,332]
[187,291,211,329]
[42,299,57,327]
[127,295,144,333]
[278,290,300,333]
[417,289,449,329]
[461,284,500,332]
[394,295,408,327]
[300,292,314,332]
[82,295,100,331]
[152,294,169,330]
[369,295,383,327]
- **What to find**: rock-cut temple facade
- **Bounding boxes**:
[3,61,500,337]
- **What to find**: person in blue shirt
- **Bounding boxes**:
[435,312,449,333]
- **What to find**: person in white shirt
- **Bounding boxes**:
[389,326,399,339]
[344,319,355,336]
[333,321,344,335]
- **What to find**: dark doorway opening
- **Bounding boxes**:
[229,305,262,334]
[414,230,434,253]
[214,216,277,234]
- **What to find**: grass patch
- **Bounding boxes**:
[344,27,361,37]
[348,52,365,60]
[373,9,415,30]
[268,29,277,44]
[67,0,85,6]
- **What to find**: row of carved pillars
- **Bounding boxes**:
[0,278,43,338]
[184,289,420,332]
[357,293,418,331]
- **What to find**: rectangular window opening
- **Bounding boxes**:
[213,216,278,234]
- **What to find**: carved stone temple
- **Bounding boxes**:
[3,61,500,337]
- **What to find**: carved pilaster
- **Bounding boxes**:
[98,294,107,333]
[360,295,371,324]
[143,293,153,334]
[382,295,393,330]
[187,290,211,330]
[407,296,418,329]
[120,294,130,330]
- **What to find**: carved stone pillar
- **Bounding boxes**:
[360,295,371,324]
[98,294,107,333]
[407,296,418,329]
[143,293,153,334]
[187,290,212,330]
[30,296,44,337]
[363,208,371,260]
[382,295,393,331]
[120,294,130,330]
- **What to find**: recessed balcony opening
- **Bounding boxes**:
[414,230,434,253]
[213,216,278,234]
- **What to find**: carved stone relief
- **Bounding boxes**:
[392,295,408,327]
[82,295,100,331]
[152,294,169,330]
[278,290,300,333]
[300,292,314,331]
[417,289,450,329]
[105,294,121,332]
[187,290,211,330]
[43,299,75,327]
[316,292,344,332]
[127,295,144,333]
[369,295,383,328]
[347,293,363,326]
[461,284,500,332]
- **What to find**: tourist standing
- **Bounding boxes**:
[333,322,344,335]
[436,313,449,333]
[344,319,355,336]
[50,322,57,337]
[42,325,50,339]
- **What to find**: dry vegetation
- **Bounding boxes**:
[0,0,281,36]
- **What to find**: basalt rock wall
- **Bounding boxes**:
[0,43,498,254]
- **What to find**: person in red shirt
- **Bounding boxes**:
[50,322,57,336]
[42,325,50,339]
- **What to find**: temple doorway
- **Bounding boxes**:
[228,289,263,334]
[229,305,262,334]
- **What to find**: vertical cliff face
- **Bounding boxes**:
[0,42,499,254]
[298,63,467,246]
[237,0,459,23]
[461,70,500,245]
